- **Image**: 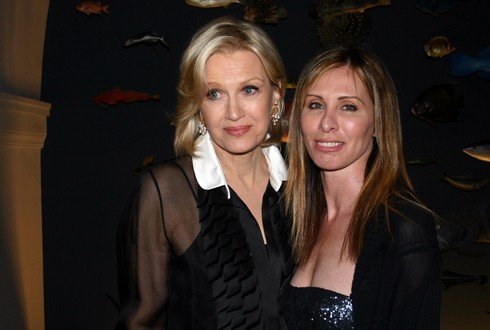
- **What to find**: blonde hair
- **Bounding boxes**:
[286,46,424,264]
[173,16,287,157]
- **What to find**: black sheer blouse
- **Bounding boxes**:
[116,156,294,329]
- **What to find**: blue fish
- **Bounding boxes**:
[416,0,475,17]
[449,47,490,80]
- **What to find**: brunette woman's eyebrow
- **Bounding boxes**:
[338,96,366,105]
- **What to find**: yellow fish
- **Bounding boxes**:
[424,36,455,58]
[463,142,490,163]
[441,174,490,191]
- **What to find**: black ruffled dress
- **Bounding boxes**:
[116,149,293,329]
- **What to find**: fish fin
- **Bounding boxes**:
[113,87,122,91]
[449,53,479,76]
[477,46,490,58]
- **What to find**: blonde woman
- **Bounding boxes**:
[117,17,293,329]
[281,46,441,329]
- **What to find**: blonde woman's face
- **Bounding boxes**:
[300,66,375,174]
[200,50,280,156]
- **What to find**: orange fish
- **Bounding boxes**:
[93,87,160,106]
[76,1,110,16]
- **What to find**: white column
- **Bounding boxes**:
[0,92,50,329]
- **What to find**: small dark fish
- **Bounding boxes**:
[310,0,390,48]
[441,174,490,191]
[416,0,475,17]
[406,156,439,166]
[441,270,487,290]
[310,0,391,16]
[243,0,287,24]
[124,32,170,50]
[449,46,490,80]
[424,36,455,58]
[463,141,490,163]
[133,156,156,176]
[411,83,463,127]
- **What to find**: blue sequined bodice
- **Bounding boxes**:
[280,284,354,329]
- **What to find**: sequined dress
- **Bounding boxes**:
[280,284,354,329]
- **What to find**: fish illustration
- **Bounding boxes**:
[411,83,463,127]
[424,36,455,58]
[449,46,490,80]
[416,0,475,17]
[441,174,490,191]
[441,270,487,290]
[405,156,439,166]
[124,32,170,50]
[463,141,490,163]
[133,156,156,176]
[437,202,490,251]
[185,0,241,8]
[93,87,160,106]
[185,0,287,24]
[309,0,390,48]
[76,1,109,15]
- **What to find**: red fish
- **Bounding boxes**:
[76,1,110,16]
[93,87,160,106]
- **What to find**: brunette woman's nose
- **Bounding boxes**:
[319,111,338,133]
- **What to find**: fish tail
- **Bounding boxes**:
[103,5,110,14]
[152,94,160,101]
[449,53,480,77]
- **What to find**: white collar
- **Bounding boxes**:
[192,133,288,199]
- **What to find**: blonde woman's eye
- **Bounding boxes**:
[243,85,258,95]
[206,89,220,100]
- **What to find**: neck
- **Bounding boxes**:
[215,146,268,189]
[321,167,365,221]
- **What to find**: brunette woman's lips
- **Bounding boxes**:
[224,125,251,137]
[315,140,344,152]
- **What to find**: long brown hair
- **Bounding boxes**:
[285,46,423,265]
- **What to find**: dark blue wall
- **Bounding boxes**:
[41,1,490,328]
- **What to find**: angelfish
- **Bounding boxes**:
[463,142,490,162]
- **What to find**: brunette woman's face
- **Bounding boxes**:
[200,50,280,156]
[301,66,375,174]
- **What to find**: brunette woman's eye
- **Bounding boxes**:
[342,104,358,111]
[309,101,324,110]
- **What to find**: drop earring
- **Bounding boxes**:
[198,112,207,135]
[271,104,280,126]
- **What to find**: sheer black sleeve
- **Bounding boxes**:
[116,158,198,329]
[387,205,441,329]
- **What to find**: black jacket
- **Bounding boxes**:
[352,201,441,329]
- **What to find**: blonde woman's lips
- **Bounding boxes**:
[224,125,251,137]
